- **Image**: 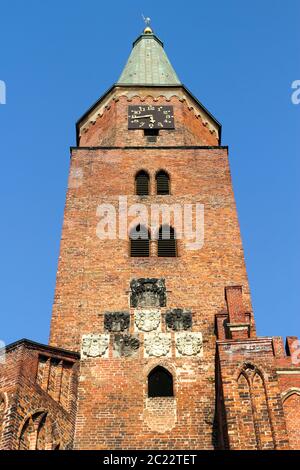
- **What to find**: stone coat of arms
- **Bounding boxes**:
[135,309,160,332]
[175,332,203,357]
[81,334,109,359]
[144,333,171,357]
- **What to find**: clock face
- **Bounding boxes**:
[128,105,175,130]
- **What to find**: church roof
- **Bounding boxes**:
[117,28,181,86]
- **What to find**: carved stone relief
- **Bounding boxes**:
[175,332,203,357]
[104,311,130,332]
[144,333,171,358]
[130,278,166,308]
[135,309,161,332]
[165,309,192,331]
[81,334,109,359]
[113,334,140,358]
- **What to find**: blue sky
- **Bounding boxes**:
[0,0,299,345]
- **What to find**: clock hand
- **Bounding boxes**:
[133,115,154,119]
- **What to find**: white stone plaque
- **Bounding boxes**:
[81,334,109,359]
[144,333,171,357]
[175,332,203,357]
[134,309,161,332]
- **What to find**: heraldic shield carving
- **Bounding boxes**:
[175,332,203,357]
[104,311,130,332]
[130,278,166,308]
[165,308,192,331]
[144,333,171,357]
[81,334,109,359]
[134,309,160,332]
[113,334,140,357]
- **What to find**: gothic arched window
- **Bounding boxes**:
[135,170,150,196]
[148,366,174,397]
[130,225,150,257]
[156,170,170,195]
[158,225,177,257]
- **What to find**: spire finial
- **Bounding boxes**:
[142,14,153,34]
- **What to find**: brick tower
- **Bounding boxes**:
[0,25,299,451]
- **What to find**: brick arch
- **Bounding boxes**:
[282,390,300,449]
[237,373,257,448]
[51,420,62,450]
[143,361,177,394]
[148,366,174,398]
[236,364,275,449]
[282,387,300,402]
[0,391,8,417]
[143,359,177,380]
[18,410,55,450]
[0,392,8,443]
[128,220,151,234]
[251,371,274,449]
[235,362,269,383]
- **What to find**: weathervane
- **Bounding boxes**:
[142,14,153,33]
[142,14,151,27]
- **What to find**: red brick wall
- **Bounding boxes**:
[0,342,78,450]
[79,89,219,148]
[50,145,252,351]
[1,81,299,450]
[283,393,300,449]
[48,90,253,449]
[216,339,291,450]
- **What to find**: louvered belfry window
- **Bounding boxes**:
[130,225,150,257]
[156,170,170,195]
[135,170,149,196]
[158,225,177,257]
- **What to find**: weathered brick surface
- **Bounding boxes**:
[0,341,78,450]
[78,87,220,148]
[50,146,252,351]
[0,85,299,450]
[216,339,290,450]
[282,393,300,449]
[49,88,252,449]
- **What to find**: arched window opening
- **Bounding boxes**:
[156,171,170,195]
[148,366,174,397]
[135,170,149,196]
[158,225,177,257]
[19,411,50,451]
[130,225,150,257]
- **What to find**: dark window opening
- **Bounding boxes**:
[144,129,159,136]
[158,225,177,257]
[144,129,159,143]
[130,225,150,257]
[148,366,174,397]
[135,170,149,196]
[156,170,170,195]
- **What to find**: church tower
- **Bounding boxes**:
[0,24,299,451]
[49,23,252,449]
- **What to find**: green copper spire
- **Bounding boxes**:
[117,26,181,86]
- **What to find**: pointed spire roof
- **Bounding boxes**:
[117,26,181,86]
